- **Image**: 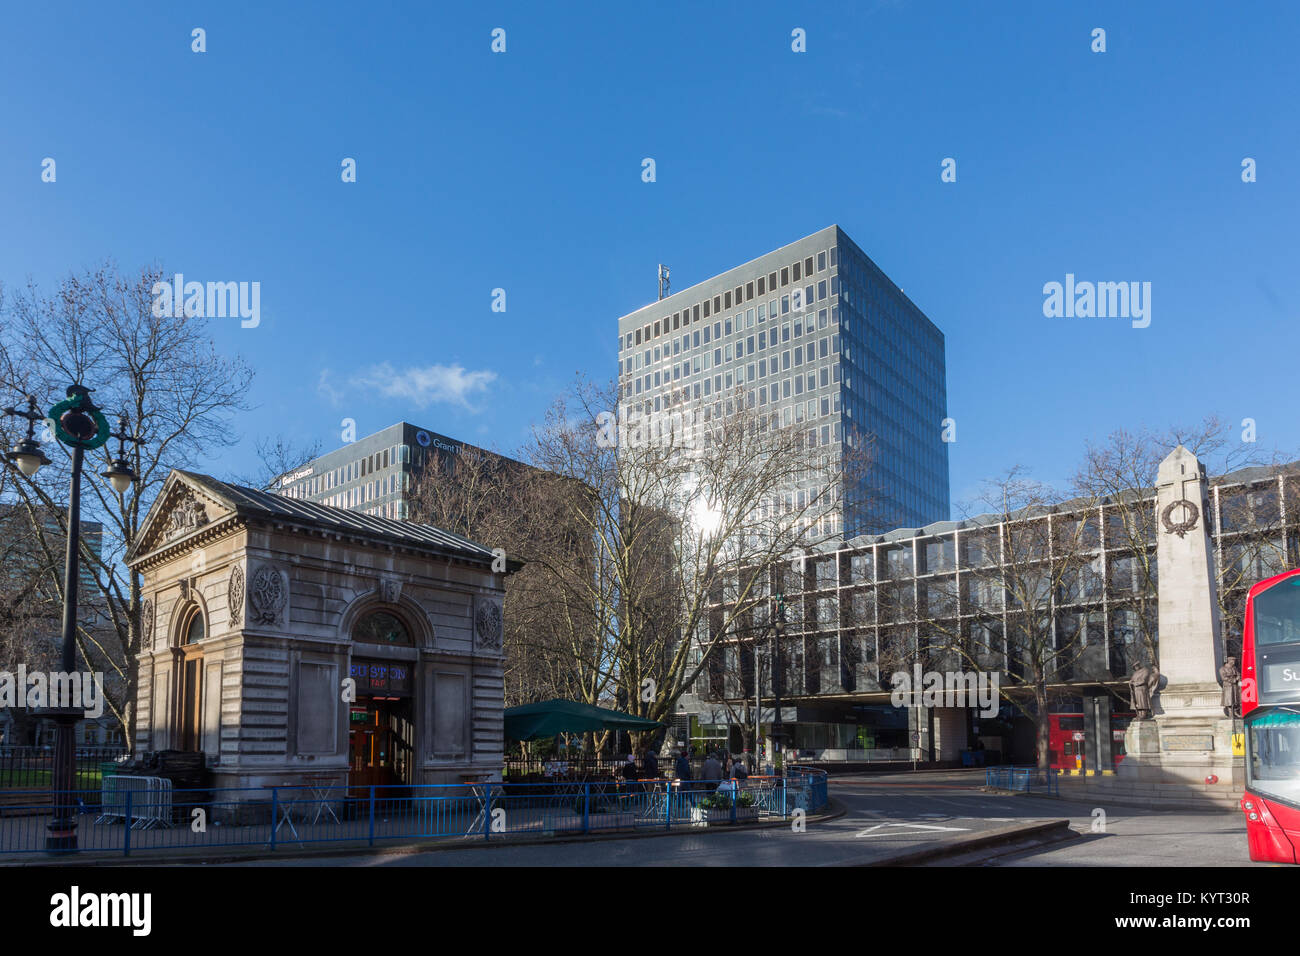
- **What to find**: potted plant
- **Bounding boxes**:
[690,789,759,825]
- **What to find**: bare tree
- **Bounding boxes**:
[892,469,1101,770]
[234,435,323,493]
[1075,415,1291,664]
[0,498,64,744]
[520,376,866,751]
[0,262,254,750]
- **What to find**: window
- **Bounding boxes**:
[817,251,826,272]
[714,295,721,313]
[757,276,766,295]
[804,256,814,275]
[725,291,732,309]
[781,267,789,286]
[746,281,755,300]
[354,610,414,645]
[792,261,801,282]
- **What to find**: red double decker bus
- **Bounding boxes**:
[1047,712,1134,771]
[1240,568,1300,863]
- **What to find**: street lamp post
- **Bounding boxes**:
[771,592,785,774]
[3,385,143,853]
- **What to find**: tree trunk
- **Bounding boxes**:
[1035,684,1050,771]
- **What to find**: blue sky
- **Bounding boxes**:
[3,1,1297,516]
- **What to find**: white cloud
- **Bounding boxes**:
[317,368,344,407]
[351,362,498,410]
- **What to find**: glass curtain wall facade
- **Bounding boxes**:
[275,422,501,521]
[615,225,950,537]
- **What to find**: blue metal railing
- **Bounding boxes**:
[0,773,830,857]
[983,766,1059,796]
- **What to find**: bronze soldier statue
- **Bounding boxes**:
[1220,657,1242,718]
[1130,662,1161,720]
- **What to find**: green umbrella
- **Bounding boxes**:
[504,698,662,741]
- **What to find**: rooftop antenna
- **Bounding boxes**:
[658,264,671,300]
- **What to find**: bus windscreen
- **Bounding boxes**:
[1254,578,1300,646]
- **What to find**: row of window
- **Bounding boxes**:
[620,246,837,351]
[623,305,836,377]
[281,443,409,499]
[629,333,840,399]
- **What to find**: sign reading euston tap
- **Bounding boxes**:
[350,660,412,697]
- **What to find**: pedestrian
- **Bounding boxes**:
[642,747,659,780]
[622,751,640,792]
[733,756,750,783]
[702,750,722,784]
[722,751,734,778]
[674,749,692,786]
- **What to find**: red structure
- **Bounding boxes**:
[1240,568,1300,864]
[1047,712,1134,771]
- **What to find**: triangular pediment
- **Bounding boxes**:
[128,471,235,562]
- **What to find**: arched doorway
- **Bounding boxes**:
[177,606,205,753]
[348,610,416,790]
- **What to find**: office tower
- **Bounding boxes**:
[615,225,950,536]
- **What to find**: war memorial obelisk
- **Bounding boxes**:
[1119,445,1243,789]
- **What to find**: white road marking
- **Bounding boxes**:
[854,822,970,839]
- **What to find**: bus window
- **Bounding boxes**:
[1253,581,1300,647]
[1247,709,1300,806]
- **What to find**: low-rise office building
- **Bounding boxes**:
[680,453,1296,766]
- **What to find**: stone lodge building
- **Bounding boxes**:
[125,470,509,791]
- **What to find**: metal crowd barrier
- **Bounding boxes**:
[0,776,822,857]
[983,766,1059,796]
[95,775,174,829]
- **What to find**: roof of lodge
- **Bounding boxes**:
[127,469,500,566]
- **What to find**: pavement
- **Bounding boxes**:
[205,769,1259,867]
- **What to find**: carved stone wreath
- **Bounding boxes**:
[475,600,503,649]
[1161,498,1200,538]
[228,565,245,627]
[249,565,286,626]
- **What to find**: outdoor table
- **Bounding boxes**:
[460,775,494,838]
[270,787,301,841]
[301,772,342,825]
